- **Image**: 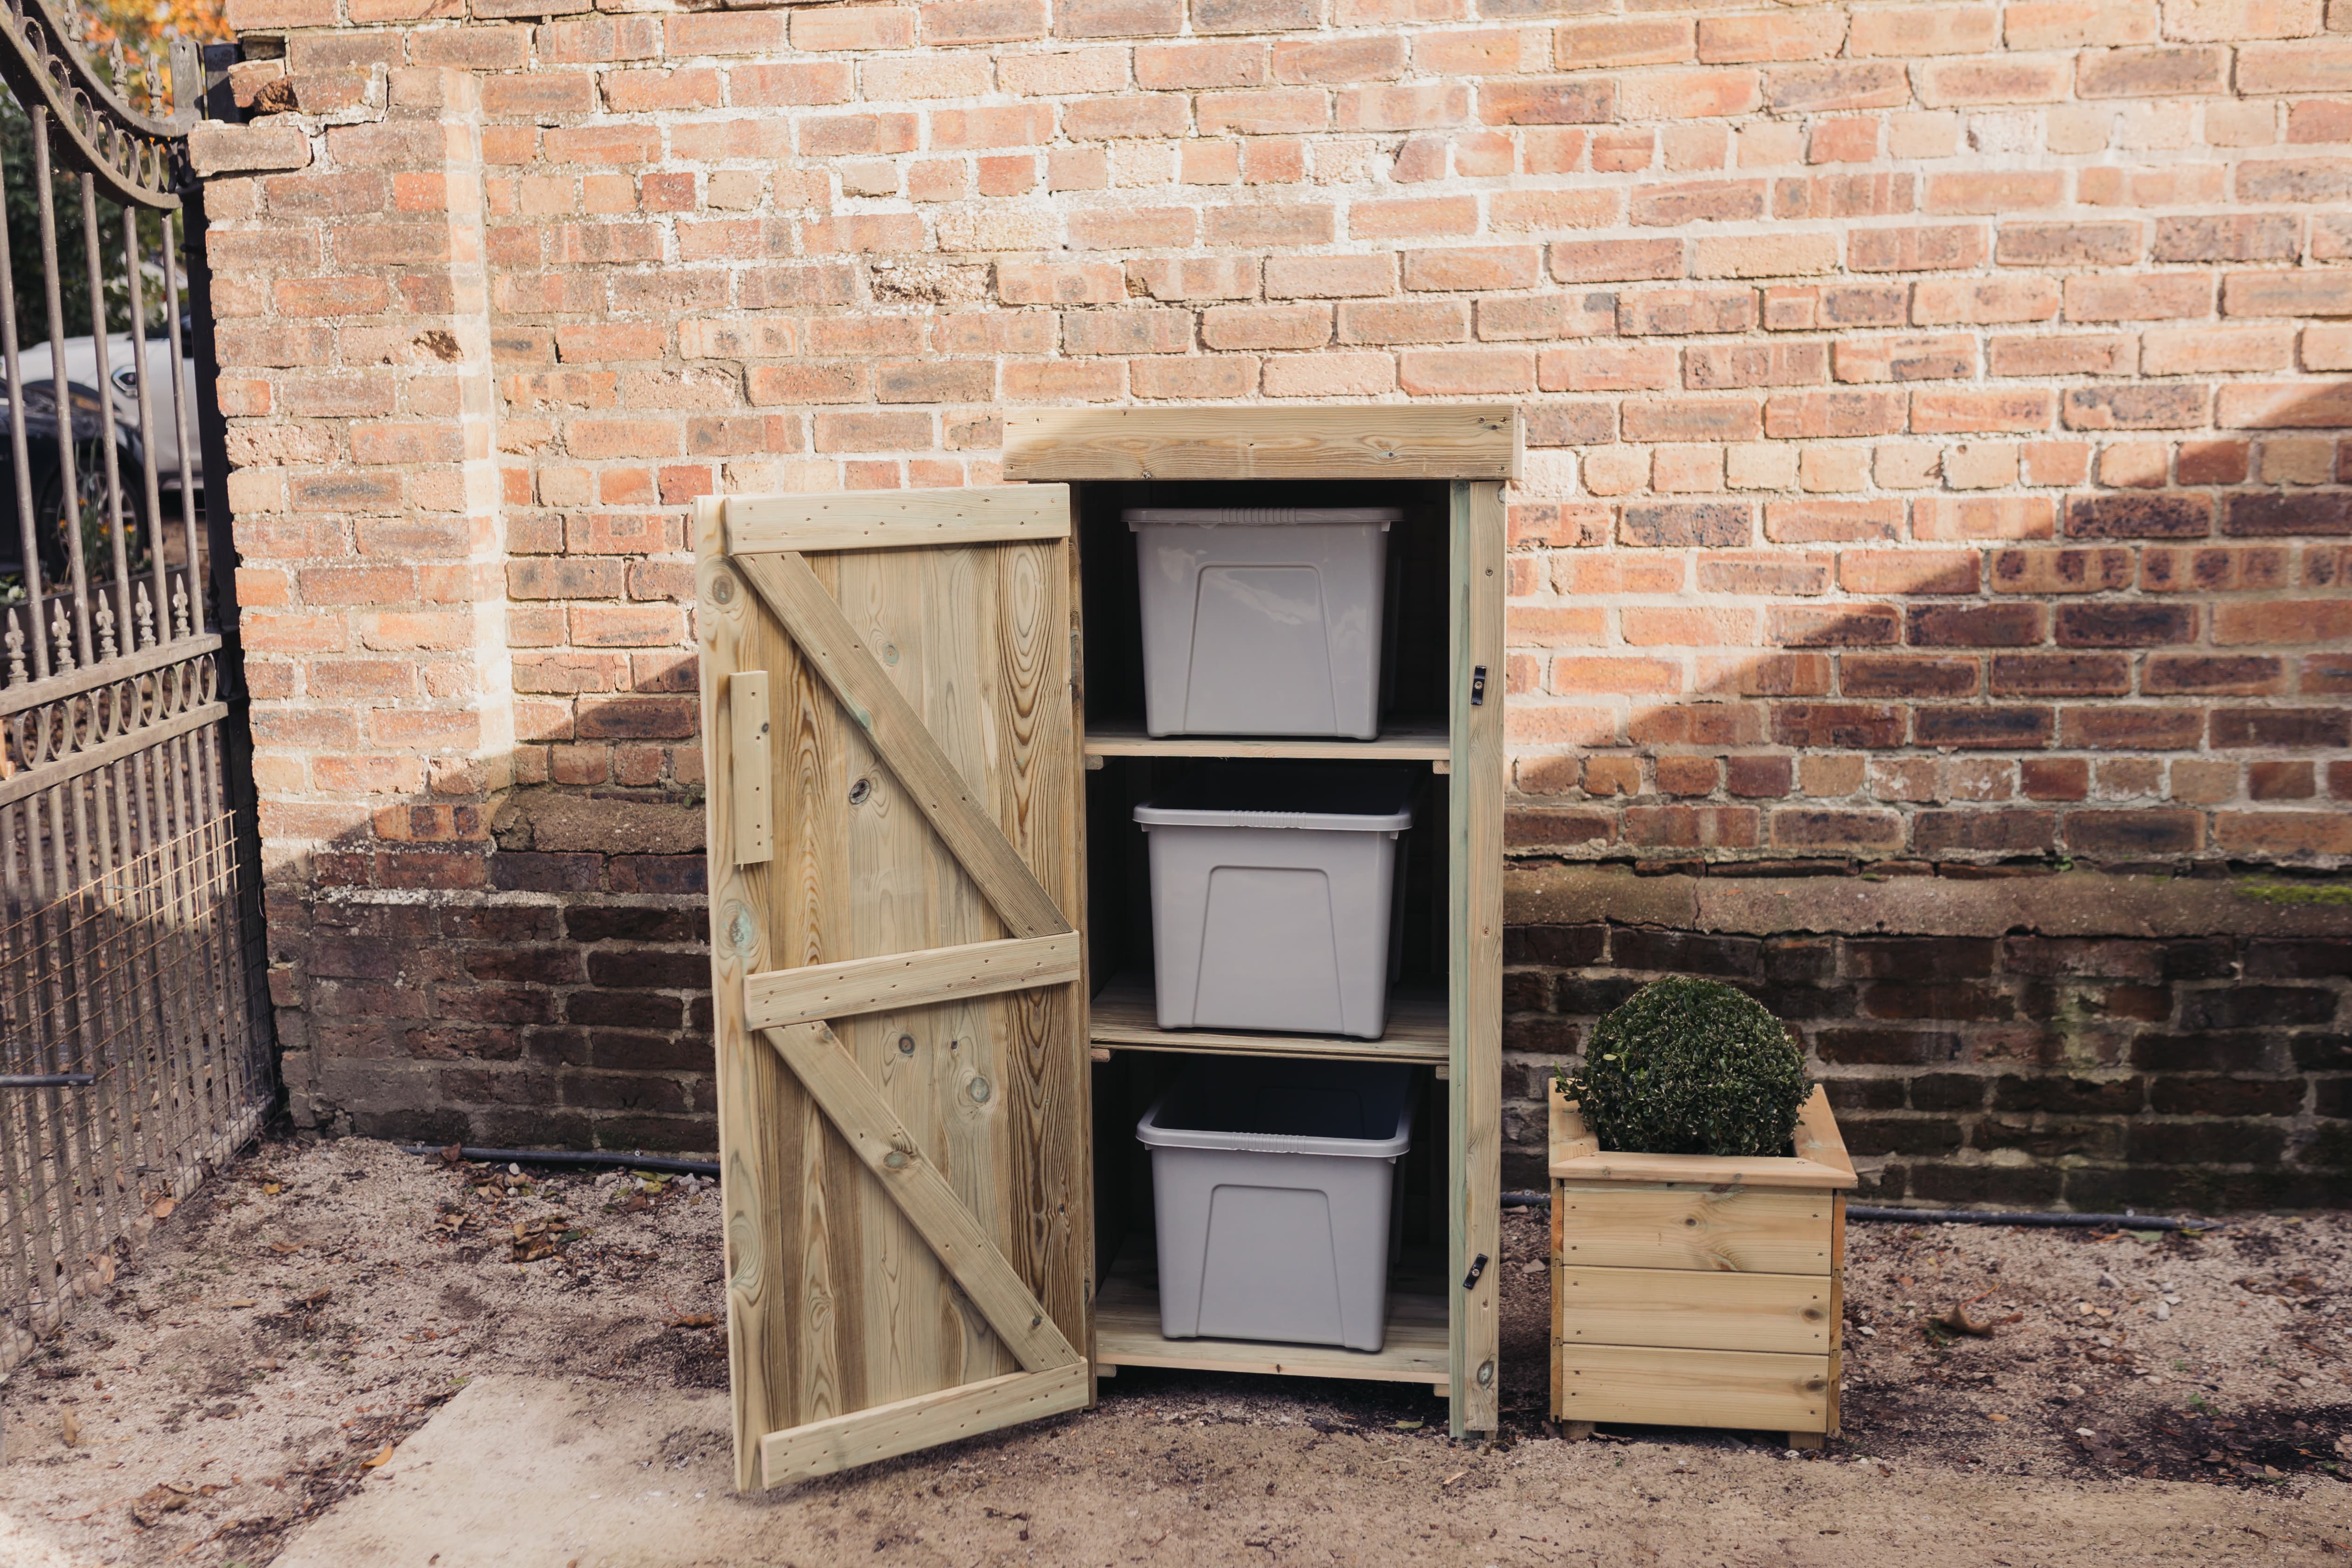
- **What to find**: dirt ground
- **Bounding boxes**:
[0,1135,2346,1566]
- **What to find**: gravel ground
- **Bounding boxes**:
[0,1135,2345,1566]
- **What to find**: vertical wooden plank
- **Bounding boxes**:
[1549,1177,1564,1423]
[795,545,870,1429]
[1063,508,1098,1402]
[1447,479,1506,1438]
[701,497,798,1489]
[988,539,1091,1381]
[729,671,772,866]
[1825,1191,1846,1436]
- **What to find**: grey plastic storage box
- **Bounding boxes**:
[1135,766,1415,1040]
[1138,1058,1415,1351]
[1127,507,1396,739]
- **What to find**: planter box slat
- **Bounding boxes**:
[1553,1184,1837,1275]
[1555,1343,1835,1432]
[1550,1084,1856,1445]
[1557,1266,1833,1354]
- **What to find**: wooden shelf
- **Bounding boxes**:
[1088,971,1449,1067]
[1093,1248,1451,1391]
[1083,718,1450,764]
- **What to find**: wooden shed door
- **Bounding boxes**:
[695,486,1091,1490]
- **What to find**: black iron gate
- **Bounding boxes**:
[0,0,270,1376]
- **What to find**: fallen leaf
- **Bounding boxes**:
[669,1314,718,1329]
[269,1241,302,1255]
[226,1298,258,1309]
[1988,1413,2009,1423]
[263,1183,281,1197]
[150,1197,175,1220]
[60,1410,81,1446]
[1394,1420,1423,1430]
[1938,1303,2022,1337]
[363,1444,395,1468]
[129,1482,193,1527]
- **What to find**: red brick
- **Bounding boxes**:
[1912,276,2063,324]
[1402,247,1541,291]
[1989,652,2132,696]
[1844,655,1981,698]
[2061,383,2211,430]
[2076,44,2227,97]
[917,0,1049,40]
[1562,17,1698,67]
[1684,342,1828,389]
[1911,389,2058,434]
[1847,224,1987,273]
[1915,56,2072,103]
[1832,333,1976,382]
[1840,549,1981,594]
[1630,179,1767,226]
[1767,500,1906,542]
[1696,11,1844,62]
[1480,77,1617,125]
[2060,707,2206,749]
[1762,62,1911,111]
[1396,348,1535,395]
[1926,170,2068,214]
[1762,389,1907,438]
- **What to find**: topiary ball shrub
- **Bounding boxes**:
[1552,977,1812,1158]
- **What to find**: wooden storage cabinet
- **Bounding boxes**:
[699,408,1516,1490]
[1547,1085,1857,1447]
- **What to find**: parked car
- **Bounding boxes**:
[13,333,199,494]
[0,378,149,593]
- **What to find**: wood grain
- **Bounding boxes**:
[697,497,798,1491]
[1081,717,1450,763]
[743,934,1081,1031]
[1448,479,1506,1438]
[1092,1251,1451,1390]
[728,486,1072,555]
[1552,1183,1837,1276]
[706,487,1090,1488]
[760,1364,1090,1486]
[1086,971,1448,1064]
[764,1019,1082,1374]
[1554,1344,1833,1433]
[1004,407,1522,481]
[1548,1087,1859,1191]
[736,550,1072,942]
[728,670,772,866]
[1555,1266,1834,1354]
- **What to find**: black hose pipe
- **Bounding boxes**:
[1499,1189,2205,1230]
[399,1144,719,1178]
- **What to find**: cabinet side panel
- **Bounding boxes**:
[1449,479,1505,1436]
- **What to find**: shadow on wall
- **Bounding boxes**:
[260,382,2352,1153]
[1498,376,2351,868]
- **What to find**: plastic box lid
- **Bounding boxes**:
[1136,1058,1415,1159]
[1132,763,1417,833]
[1124,507,1400,529]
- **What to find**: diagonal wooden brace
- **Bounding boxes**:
[761,1020,1082,1374]
[732,550,1071,942]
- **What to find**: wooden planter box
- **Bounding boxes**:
[1548,1084,1856,1448]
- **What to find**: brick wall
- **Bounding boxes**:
[194,0,2352,1196]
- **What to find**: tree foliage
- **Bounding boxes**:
[0,0,223,346]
